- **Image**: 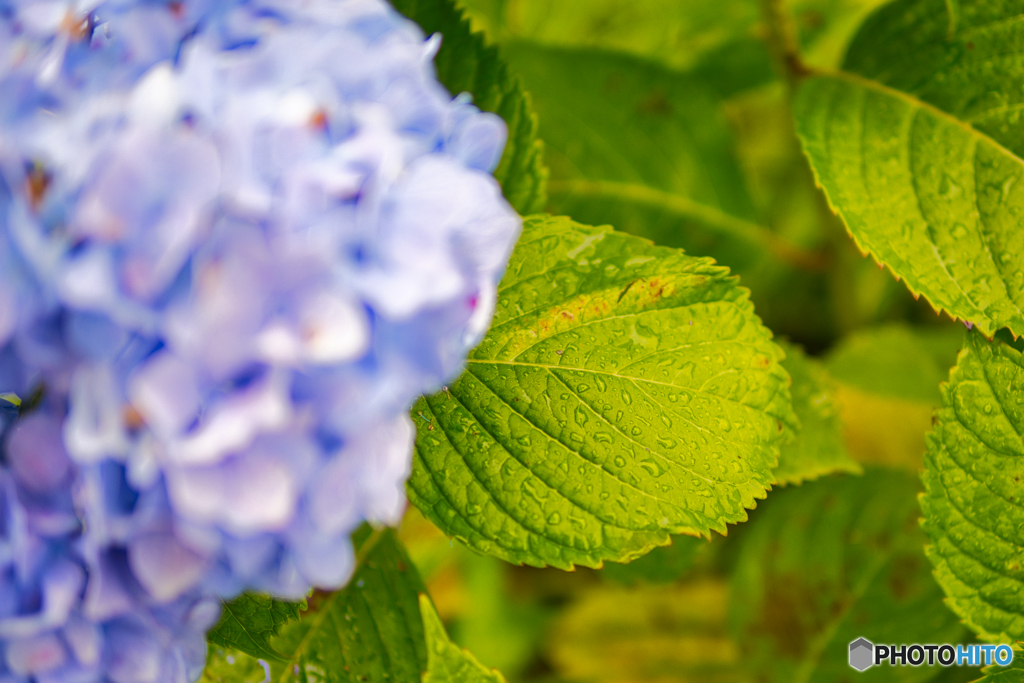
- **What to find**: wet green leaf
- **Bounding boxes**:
[408,214,795,569]
[921,330,1024,643]
[207,594,302,663]
[794,0,1024,337]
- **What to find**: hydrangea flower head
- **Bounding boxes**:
[0,404,220,683]
[0,0,520,679]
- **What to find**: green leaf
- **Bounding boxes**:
[547,577,749,682]
[206,594,303,663]
[420,595,506,683]
[407,214,795,569]
[921,330,1024,644]
[730,469,970,683]
[270,529,429,683]
[793,0,1024,337]
[390,0,548,215]
[774,341,860,485]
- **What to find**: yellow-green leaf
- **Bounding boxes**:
[408,214,795,569]
[921,330,1024,643]
[793,0,1024,337]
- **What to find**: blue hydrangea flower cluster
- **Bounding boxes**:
[0,0,520,680]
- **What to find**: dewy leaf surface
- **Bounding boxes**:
[774,341,860,485]
[793,0,1024,337]
[921,330,1024,643]
[730,470,969,683]
[391,0,547,214]
[420,595,507,683]
[207,594,302,662]
[408,214,795,569]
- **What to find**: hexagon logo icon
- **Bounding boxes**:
[849,638,874,671]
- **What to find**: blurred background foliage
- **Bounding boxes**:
[387,0,984,681]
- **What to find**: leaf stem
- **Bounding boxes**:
[760,0,810,87]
